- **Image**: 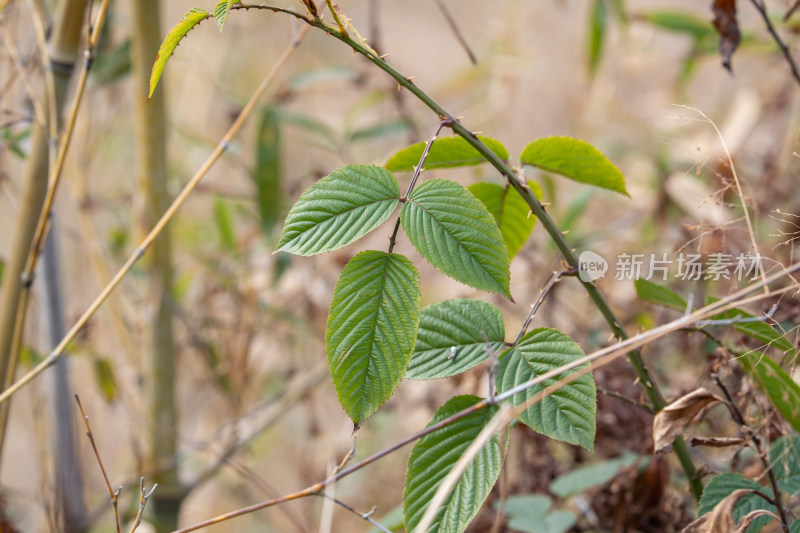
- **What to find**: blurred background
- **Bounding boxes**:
[1,0,799,531]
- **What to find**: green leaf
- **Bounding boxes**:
[326,251,420,426]
[213,0,236,31]
[709,304,797,356]
[550,452,640,498]
[0,258,4,285]
[149,8,210,100]
[496,328,596,450]
[367,506,405,533]
[500,495,577,533]
[587,0,608,77]
[634,279,687,312]
[406,299,505,380]
[739,354,800,434]
[469,181,542,260]
[404,395,502,533]
[642,10,716,40]
[698,473,773,532]
[520,136,628,196]
[770,435,800,495]
[386,136,509,172]
[254,107,283,234]
[213,195,237,254]
[401,179,512,299]
[276,165,400,256]
[93,358,118,403]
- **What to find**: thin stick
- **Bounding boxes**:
[433,0,477,65]
[749,0,800,88]
[0,24,309,406]
[128,477,158,533]
[317,495,391,533]
[513,267,575,344]
[75,394,121,533]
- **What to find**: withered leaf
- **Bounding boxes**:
[682,489,766,533]
[712,0,740,72]
[653,388,722,453]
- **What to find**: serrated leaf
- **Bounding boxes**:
[276,165,400,256]
[587,0,608,77]
[698,473,774,532]
[770,435,800,495]
[520,136,628,196]
[401,179,511,299]
[254,107,283,233]
[406,299,505,380]
[404,395,502,533]
[496,328,596,450]
[326,251,420,426]
[550,452,640,498]
[468,181,542,260]
[149,8,210,100]
[386,136,509,172]
[634,279,687,312]
[213,0,235,31]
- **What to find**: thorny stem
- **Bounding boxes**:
[513,267,576,345]
[712,374,791,532]
[75,395,121,533]
[749,0,800,89]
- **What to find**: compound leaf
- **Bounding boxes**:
[404,395,502,533]
[496,328,596,450]
[401,179,511,299]
[326,251,420,426]
[149,7,210,100]
[406,299,505,380]
[386,136,509,172]
[277,164,400,256]
[520,136,628,196]
[469,180,542,260]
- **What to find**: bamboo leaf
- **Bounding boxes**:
[386,136,509,172]
[520,136,629,196]
[326,251,420,426]
[406,299,505,380]
[403,395,502,533]
[634,279,687,312]
[213,195,237,254]
[254,107,283,233]
[496,328,596,450]
[469,181,542,260]
[276,164,400,256]
[587,0,608,77]
[739,354,800,434]
[401,179,512,299]
[149,7,210,100]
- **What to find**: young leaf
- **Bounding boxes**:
[326,251,420,426]
[386,136,509,172]
[634,279,687,312]
[149,7,210,100]
[213,0,235,31]
[403,395,502,533]
[587,0,608,77]
[520,136,628,196]
[406,299,505,380]
[254,107,283,233]
[468,180,543,260]
[401,179,512,299]
[496,328,596,450]
[276,165,400,256]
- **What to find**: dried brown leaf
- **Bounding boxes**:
[653,388,722,453]
[712,0,740,72]
[734,509,779,532]
[682,489,758,532]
